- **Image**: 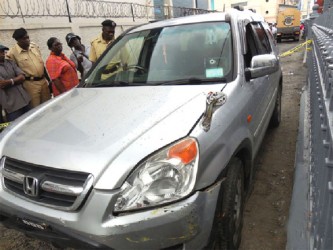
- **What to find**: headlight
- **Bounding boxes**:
[114,137,199,212]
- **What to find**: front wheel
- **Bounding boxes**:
[207,158,245,250]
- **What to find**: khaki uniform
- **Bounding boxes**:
[7,43,51,108]
[89,33,115,63]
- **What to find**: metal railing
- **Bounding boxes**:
[287,9,333,250]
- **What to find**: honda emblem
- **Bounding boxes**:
[23,176,39,197]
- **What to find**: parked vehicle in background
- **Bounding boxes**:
[276,4,301,42]
[0,7,282,250]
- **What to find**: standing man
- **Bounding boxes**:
[300,22,305,39]
[89,19,117,63]
[65,33,92,79]
[0,44,31,121]
[7,28,51,108]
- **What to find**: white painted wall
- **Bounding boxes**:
[0,0,150,61]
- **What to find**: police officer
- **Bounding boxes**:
[89,19,117,63]
[7,28,51,108]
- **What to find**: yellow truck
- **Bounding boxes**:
[276,5,301,43]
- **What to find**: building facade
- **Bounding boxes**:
[211,0,298,23]
[166,0,300,22]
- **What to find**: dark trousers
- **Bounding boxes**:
[6,105,31,122]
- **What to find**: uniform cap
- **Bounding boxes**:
[65,33,81,47]
[101,19,116,27]
[12,28,28,40]
[0,44,9,51]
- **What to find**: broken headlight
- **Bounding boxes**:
[114,137,199,212]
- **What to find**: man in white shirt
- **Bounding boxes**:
[272,23,277,40]
[65,33,92,79]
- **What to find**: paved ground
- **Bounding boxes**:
[0,41,307,249]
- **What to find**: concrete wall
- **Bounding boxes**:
[173,0,209,9]
[0,0,150,61]
[1,21,147,63]
[0,0,212,61]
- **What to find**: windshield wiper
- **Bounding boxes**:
[92,81,158,87]
[160,77,227,85]
[93,81,130,88]
[89,77,227,87]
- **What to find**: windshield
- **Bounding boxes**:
[84,22,233,87]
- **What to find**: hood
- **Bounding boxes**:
[0,85,223,189]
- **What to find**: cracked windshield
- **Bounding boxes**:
[84,22,233,87]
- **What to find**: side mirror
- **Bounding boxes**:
[245,54,279,81]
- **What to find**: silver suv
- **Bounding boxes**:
[0,8,282,249]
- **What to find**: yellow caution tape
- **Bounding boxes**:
[0,122,10,130]
[279,39,313,57]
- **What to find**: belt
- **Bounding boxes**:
[25,75,44,81]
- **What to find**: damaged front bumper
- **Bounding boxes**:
[0,181,222,249]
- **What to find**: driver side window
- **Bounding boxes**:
[251,22,272,54]
[244,22,272,67]
[244,23,258,67]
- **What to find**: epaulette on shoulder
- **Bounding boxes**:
[30,42,39,48]
[91,36,101,44]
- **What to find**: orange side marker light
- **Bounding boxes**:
[247,115,252,123]
[168,138,198,165]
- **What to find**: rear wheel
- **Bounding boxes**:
[207,158,245,250]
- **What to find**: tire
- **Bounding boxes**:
[270,84,282,128]
[207,158,245,250]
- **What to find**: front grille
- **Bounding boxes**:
[1,157,94,211]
